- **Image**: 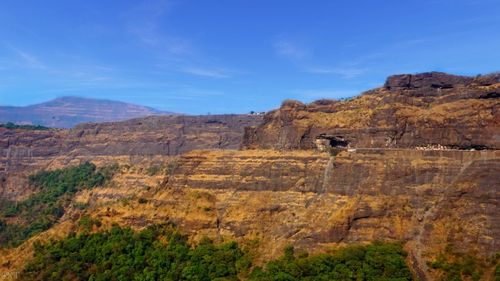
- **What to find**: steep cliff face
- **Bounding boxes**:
[243,72,500,150]
[160,149,499,257]
[0,114,262,159]
[1,72,498,280]
[0,114,262,200]
[2,149,496,280]
[69,114,263,156]
[0,114,262,163]
[132,149,500,280]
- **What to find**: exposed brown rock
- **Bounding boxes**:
[1,72,499,280]
[160,149,499,277]
[3,149,497,279]
[244,72,500,150]
[69,114,263,156]
[384,72,474,90]
[0,114,262,200]
[0,114,262,159]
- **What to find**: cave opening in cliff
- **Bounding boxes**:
[328,137,349,148]
[454,144,489,151]
[315,135,350,151]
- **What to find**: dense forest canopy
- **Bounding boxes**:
[21,224,414,281]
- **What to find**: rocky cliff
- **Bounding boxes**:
[69,114,263,156]
[96,148,500,281]
[0,114,263,159]
[0,114,263,200]
[1,149,497,280]
[159,149,499,259]
[0,72,498,280]
[243,72,500,150]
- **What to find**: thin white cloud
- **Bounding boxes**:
[182,67,230,78]
[123,0,243,82]
[13,48,46,69]
[305,67,368,79]
[274,40,309,60]
[125,0,194,56]
[88,76,113,82]
[94,65,114,71]
[128,25,193,55]
[346,38,429,66]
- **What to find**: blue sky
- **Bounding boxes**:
[0,0,499,114]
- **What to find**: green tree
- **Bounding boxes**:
[0,162,115,247]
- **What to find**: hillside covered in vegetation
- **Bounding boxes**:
[0,162,115,247]
[21,224,413,281]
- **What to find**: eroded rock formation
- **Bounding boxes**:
[0,114,263,200]
[2,149,496,280]
[243,72,500,150]
[0,72,498,280]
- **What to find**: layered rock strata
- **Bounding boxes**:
[243,72,500,150]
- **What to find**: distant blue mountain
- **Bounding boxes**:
[0,96,178,128]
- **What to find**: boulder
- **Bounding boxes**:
[384,72,473,89]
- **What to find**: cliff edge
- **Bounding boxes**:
[243,72,500,150]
